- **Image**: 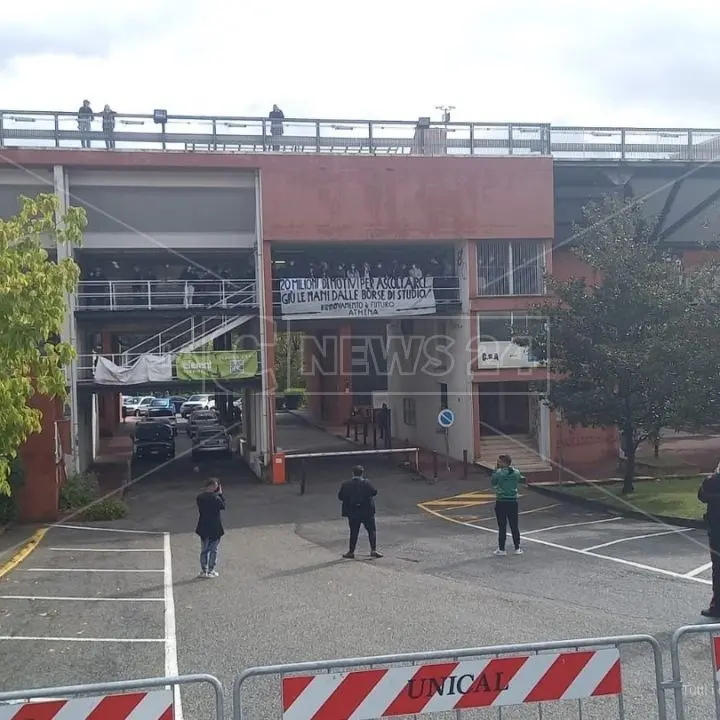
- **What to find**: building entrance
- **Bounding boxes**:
[478,382,532,436]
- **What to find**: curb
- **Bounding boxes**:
[0,527,48,580]
[531,485,705,529]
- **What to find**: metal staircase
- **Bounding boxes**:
[121,314,254,362]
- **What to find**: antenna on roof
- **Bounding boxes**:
[435,105,456,124]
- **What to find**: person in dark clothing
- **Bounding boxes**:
[491,454,525,556]
[77,100,94,148]
[196,478,225,578]
[102,105,116,149]
[269,104,284,151]
[698,468,720,617]
[338,465,382,559]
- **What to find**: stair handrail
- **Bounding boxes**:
[121,281,257,361]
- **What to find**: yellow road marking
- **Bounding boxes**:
[0,528,48,580]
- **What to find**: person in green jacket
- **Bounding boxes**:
[491,454,525,556]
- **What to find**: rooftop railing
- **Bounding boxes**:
[77,278,257,312]
[2,109,720,161]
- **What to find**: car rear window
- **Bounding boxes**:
[148,408,173,417]
[151,398,170,407]
[135,423,173,441]
[188,395,208,402]
[199,426,224,437]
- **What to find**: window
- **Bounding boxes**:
[439,383,448,410]
[402,398,417,426]
[477,312,547,362]
[476,240,545,296]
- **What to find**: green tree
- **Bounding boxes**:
[0,194,85,495]
[533,195,718,494]
[274,329,305,394]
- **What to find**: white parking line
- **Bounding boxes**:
[24,568,163,573]
[163,532,183,720]
[420,505,713,586]
[0,636,165,643]
[523,517,622,535]
[55,524,164,535]
[0,595,164,602]
[582,528,693,552]
[47,547,164,552]
[685,562,713,578]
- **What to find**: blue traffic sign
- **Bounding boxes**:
[437,408,455,429]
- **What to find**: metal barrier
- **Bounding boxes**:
[0,673,224,719]
[671,622,720,719]
[232,634,667,719]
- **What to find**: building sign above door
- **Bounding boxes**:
[279,276,437,319]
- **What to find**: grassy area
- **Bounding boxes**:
[557,476,705,520]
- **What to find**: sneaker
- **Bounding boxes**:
[343,552,355,559]
[207,570,219,578]
[370,551,383,559]
[494,549,507,556]
[701,608,720,618]
[199,570,208,578]
[513,548,524,555]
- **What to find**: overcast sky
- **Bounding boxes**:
[1,0,716,128]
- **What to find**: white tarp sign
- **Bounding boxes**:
[93,354,172,385]
[279,276,437,319]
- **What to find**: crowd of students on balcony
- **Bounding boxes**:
[79,260,255,309]
[273,255,455,281]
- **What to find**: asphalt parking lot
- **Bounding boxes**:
[1,419,720,719]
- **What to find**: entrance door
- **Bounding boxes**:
[478,382,531,435]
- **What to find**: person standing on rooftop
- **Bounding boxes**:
[77,99,94,148]
[269,104,284,151]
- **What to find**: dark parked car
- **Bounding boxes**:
[191,424,232,461]
[133,421,175,461]
[144,407,178,435]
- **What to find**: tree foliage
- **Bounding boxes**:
[0,194,85,495]
[532,195,720,493]
[274,330,305,393]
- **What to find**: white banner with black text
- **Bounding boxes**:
[279,276,437,319]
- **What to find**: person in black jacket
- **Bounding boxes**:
[698,468,720,617]
[196,477,225,578]
[338,465,382,559]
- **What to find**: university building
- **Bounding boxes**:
[0,111,717,519]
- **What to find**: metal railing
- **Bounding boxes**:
[671,622,720,719]
[77,278,257,312]
[0,674,224,719]
[4,109,720,160]
[233,634,667,719]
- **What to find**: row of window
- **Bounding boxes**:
[476,239,546,297]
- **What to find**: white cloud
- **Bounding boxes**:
[1,0,719,128]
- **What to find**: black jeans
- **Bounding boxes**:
[710,535,720,608]
[495,501,520,551]
[348,516,377,553]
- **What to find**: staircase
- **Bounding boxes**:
[477,434,551,473]
[121,314,254,362]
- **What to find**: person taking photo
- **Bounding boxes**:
[492,454,525,556]
[196,477,225,578]
[338,465,382,560]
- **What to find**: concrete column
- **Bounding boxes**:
[337,324,353,423]
[53,164,81,475]
[302,332,322,422]
[254,170,275,471]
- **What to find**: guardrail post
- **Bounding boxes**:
[346,421,350,438]
[469,123,474,155]
[508,125,514,155]
[372,422,377,449]
[432,451,438,483]
[353,422,359,442]
[463,449,468,478]
[687,129,694,160]
[300,459,307,495]
[362,421,368,446]
[368,121,374,154]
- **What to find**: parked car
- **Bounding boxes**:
[134,396,156,417]
[180,394,215,418]
[187,409,219,438]
[143,406,178,435]
[122,396,141,418]
[133,421,175,460]
[149,397,172,409]
[191,424,232,460]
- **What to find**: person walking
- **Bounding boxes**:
[492,454,525,556]
[338,465,382,559]
[196,477,225,578]
[698,467,720,617]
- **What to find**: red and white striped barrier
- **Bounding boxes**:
[0,689,173,719]
[282,649,621,719]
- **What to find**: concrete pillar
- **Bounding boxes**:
[337,323,353,423]
[98,331,120,437]
[53,164,80,475]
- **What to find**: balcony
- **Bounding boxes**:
[76,279,257,313]
[2,109,720,161]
